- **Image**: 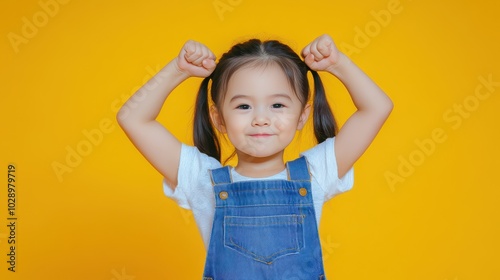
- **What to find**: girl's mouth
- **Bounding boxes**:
[249,133,273,137]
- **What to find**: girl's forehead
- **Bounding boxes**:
[215,59,306,106]
[222,67,301,106]
[226,64,291,91]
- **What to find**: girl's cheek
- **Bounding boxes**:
[274,119,286,130]
[274,114,298,130]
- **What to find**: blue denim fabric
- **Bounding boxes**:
[203,157,326,280]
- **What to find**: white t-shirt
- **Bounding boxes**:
[163,137,354,249]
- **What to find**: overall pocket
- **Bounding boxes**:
[224,214,304,264]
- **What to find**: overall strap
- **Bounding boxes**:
[286,156,311,181]
[209,166,232,186]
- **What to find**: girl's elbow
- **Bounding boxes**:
[385,98,394,115]
[116,107,134,129]
[373,98,393,122]
[116,109,127,127]
[379,95,394,117]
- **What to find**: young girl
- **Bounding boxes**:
[117,34,393,279]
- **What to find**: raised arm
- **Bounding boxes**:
[117,40,216,187]
[302,34,393,178]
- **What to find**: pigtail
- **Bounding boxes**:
[193,76,221,161]
[310,70,338,143]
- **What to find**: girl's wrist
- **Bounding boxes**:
[168,58,191,82]
[325,52,351,77]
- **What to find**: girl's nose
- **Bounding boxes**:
[252,112,270,127]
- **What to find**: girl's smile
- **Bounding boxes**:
[211,63,310,162]
[249,133,273,137]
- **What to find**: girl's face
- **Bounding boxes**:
[211,63,310,161]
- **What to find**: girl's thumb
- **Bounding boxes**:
[203,59,216,70]
[305,54,315,66]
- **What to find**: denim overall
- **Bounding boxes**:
[203,156,326,280]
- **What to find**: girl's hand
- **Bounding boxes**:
[301,34,342,72]
[175,40,216,78]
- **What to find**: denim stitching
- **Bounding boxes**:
[223,215,305,264]
[225,215,304,226]
[218,187,310,192]
[216,203,313,208]
[286,157,312,182]
[227,237,300,264]
[225,222,299,226]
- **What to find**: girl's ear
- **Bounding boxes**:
[210,105,226,133]
[297,103,311,130]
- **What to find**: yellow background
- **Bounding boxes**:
[1,0,499,279]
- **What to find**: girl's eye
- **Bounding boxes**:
[236,104,250,110]
[272,104,285,109]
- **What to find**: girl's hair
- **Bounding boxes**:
[194,38,338,162]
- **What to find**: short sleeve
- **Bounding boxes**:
[163,144,222,209]
[301,137,354,200]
